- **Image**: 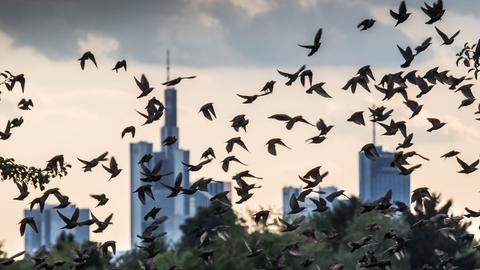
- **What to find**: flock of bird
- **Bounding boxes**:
[1,0,480,269]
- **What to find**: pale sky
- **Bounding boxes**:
[1,0,480,254]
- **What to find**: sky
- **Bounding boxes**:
[1,0,480,254]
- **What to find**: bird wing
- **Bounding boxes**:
[435,27,449,42]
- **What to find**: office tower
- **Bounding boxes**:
[24,204,89,254]
[359,145,410,206]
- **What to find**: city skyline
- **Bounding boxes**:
[1,0,480,256]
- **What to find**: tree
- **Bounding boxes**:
[406,193,480,269]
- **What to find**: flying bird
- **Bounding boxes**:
[121,126,135,139]
[456,157,479,174]
[298,28,322,56]
[102,156,122,180]
[357,19,376,31]
[162,76,196,86]
[421,0,445,24]
[390,1,411,26]
[112,60,127,72]
[199,103,216,120]
[306,83,332,98]
[265,138,291,156]
[90,194,109,207]
[78,51,97,70]
[435,27,460,45]
[134,74,154,98]
[426,118,446,132]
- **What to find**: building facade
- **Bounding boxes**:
[24,204,89,254]
[359,145,410,206]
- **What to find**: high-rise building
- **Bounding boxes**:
[359,145,410,206]
[24,204,90,254]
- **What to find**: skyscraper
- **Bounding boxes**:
[24,204,90,254]
[359,145,410,206]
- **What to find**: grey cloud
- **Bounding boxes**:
[0,0,476,67]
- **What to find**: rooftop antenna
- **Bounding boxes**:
[166,49,170,81]
[372,105,376,145]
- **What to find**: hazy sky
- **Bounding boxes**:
[1,0,480,254]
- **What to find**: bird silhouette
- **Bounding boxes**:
[162,75,196,86]
[199,103,216,120]
[78,51,97,70]
[298,28,322,56]
[357,19,376,31]
[390,1,411,26]
[121,126,136,139]
[112,60,127,72]
[435,27,460,45]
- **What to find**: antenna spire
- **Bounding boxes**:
[372,105,376,145]
[166,49,170,81]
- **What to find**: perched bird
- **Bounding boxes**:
[112,60,127,72]
[121,126,135,139]
[421,0,445,24]
[456,157,479,174]
[102,156,122,180]
[199,103,216,120]
[17,98,33,110]
[265,138,291,156]
[78,51,97,70]
[134,74,154,98]
[390,1,411,26]
[162,75,196,86]
[357,19,376,31]
[426,118,446,132]
[90,194,109,207]
[435,27,460,45]
[298,28,322,56]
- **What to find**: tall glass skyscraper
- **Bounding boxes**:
[130,87,191,247]
[359,145,410,206]
[24,204,90,254]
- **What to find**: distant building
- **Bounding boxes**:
[191,181,232,216]
[24,204,89,254]
[359,145,410,206]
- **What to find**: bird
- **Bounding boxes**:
[456,157,479,174]
[19,217,38,236]
[298,28,322,56]
[278,216,305,232]
[102,156,122,180]
[421,0,445,24]
[244,239,263,258]
[415,37,432,55]
[200,147,216,160]
[435,27,460,45]
[57,208,81,229]
[112,60,127,72]
[404,99,423,119]
[90,194,109,207]
[306,83,332,98]
[0,251,25,266]
[225,137,249,153]
[221,155,247,172]
[144,207,162,221]
[441,150,460,159]
[237,93,264,104]
[265,138,291,156]
[78,51,97,70]
[77,152,108,172]
[252,210,270,225]
[390,1,411,26]
[134,74,154,98]
[277,65,306,85]
[91,212,114,233]
[161,173,184,197]
[357,19,376,31]
[182,159,212,172]
[426,118,446,132]
[347,111,365,126]
[288,194,305,214]
[464,207,480,218]
[326,190,351,202]
[361,143,379,160]
[13,181,29,200]
[121,126,135,139]
[310,197,329,213]
[162,75,196,86]
[163,136,177,146]
[17,98,34,110]
[305,135,327,144]
[100,241,116,255]
[9,117,23,128]
[199,103,216,120]
[316,118,334,136]
[397,45,415,68]
[259,80,276,94]
[230,114,249,132]
[300,70,313,88]
[133,184,155,204]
